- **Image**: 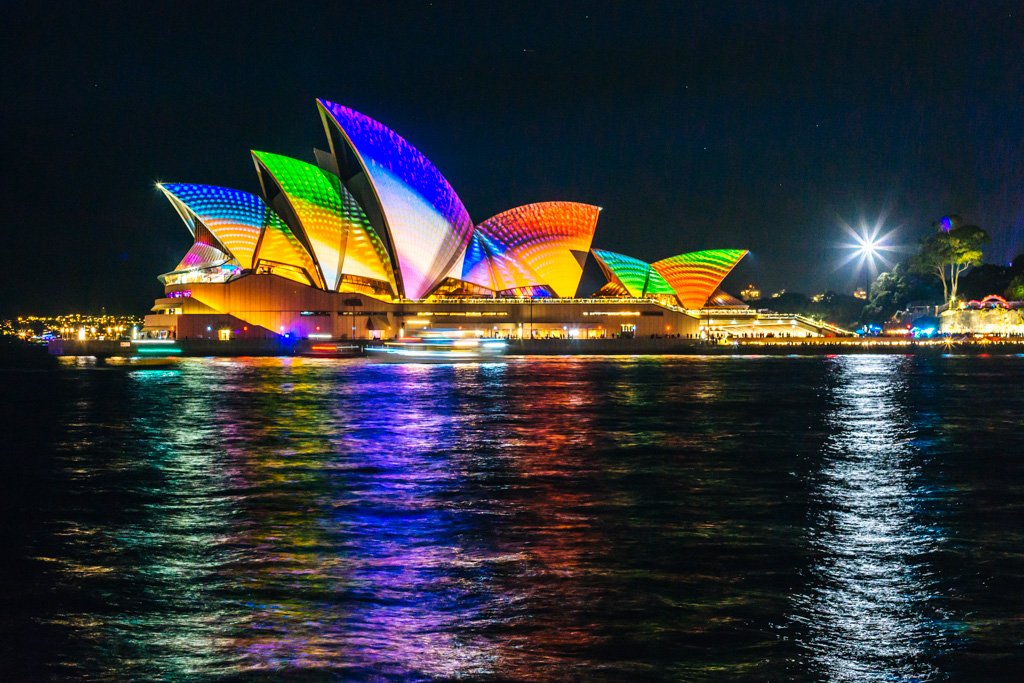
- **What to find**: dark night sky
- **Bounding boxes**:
[4,1,1023,316]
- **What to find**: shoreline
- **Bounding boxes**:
[27,337,1024,361]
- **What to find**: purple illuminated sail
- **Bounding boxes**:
[318,100,474,299]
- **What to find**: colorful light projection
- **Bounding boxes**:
[156,100,751,309]
[590,249,677,298]
[157,182,320,287]
[651,249,748,309]
[591,248,747,307]
[318,100,474,300]
[172,242,234,272]
[468,202,601,298]
[499,285,553,298]
[472,230,542,294]
[159,184,268,270]
[594,279,631,297]
[338,214,396,293]
[254,151,389,292]
[589,249,657,298]
[253,210,320,287]
[590,249,648,297]
[641,264,675,296]
[454,232,495,290]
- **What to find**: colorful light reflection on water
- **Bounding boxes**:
[1,356,1022,680]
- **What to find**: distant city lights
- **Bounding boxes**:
[1,313,144,342]
[739,284,762,301]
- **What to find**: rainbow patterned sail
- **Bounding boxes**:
[318,100,473,300]
[468,202,600,298]
[651,249,748,309]
[254,210,320,287]
[159,184,267,270]
[252,151,395,293]
[158,183,315,286]
[592,248,747,308]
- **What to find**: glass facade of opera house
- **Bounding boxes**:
[144,100,837,341]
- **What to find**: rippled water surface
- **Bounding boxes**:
[1,355,1022,681]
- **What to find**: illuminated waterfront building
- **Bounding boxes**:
[145,101,836,340]
[940,295,1024,335]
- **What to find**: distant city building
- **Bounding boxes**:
[739,284,761,301]
[770,289,787,299]
[811,293,826,303]
[143,100,838,341]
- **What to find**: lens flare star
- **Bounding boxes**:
[837,216,902,281]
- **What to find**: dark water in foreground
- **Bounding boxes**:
[1,355,1022,681]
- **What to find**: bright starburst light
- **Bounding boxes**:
[837,215,901,279]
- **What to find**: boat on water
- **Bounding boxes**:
[300,343,363,358]
[106,355,181,369]
[366,330,508,363]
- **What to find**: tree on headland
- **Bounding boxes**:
[862,264,911,322]
[1008,275,1024,301]
[861,261,942,323]
[909,215,989,305]
[1007,255,1024,301]
[950,252,1024,301]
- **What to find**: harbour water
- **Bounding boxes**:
[1,355,1022,680]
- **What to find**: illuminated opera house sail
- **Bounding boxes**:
[591,248,748,309]
[145,100,798,341]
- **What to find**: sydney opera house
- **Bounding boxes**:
[144,100,828,341]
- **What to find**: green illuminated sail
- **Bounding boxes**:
[591,249,653,297]
[252,151,395,292]
[591,249,676,297]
